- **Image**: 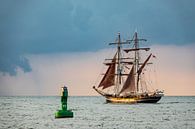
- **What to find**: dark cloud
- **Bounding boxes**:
[0,54,31,76]
[73,6,92,31]
[0,0,195,75]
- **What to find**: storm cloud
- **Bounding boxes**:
[0,0,195,75]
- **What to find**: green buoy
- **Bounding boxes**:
[55,86,73,118]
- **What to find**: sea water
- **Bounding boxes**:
[0,96,195,129]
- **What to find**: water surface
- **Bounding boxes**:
[0,96,195,129]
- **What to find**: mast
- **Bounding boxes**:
[108,32,132,95]
[133,32,147,93]
[134,32,139,92]
[116,32,122,95]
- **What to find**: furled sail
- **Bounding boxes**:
[98,53,117,89]
[119,65,135,94]
[123,48,150,53]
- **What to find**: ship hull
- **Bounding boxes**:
[106,95,162,104]
[93,86,163,104]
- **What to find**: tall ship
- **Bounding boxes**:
[93,32,164,103]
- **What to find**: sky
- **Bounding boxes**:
[0,0,195,96]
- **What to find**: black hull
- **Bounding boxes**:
[105,95,162,104]
[93,86,163,104]
[136,96,162,103]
